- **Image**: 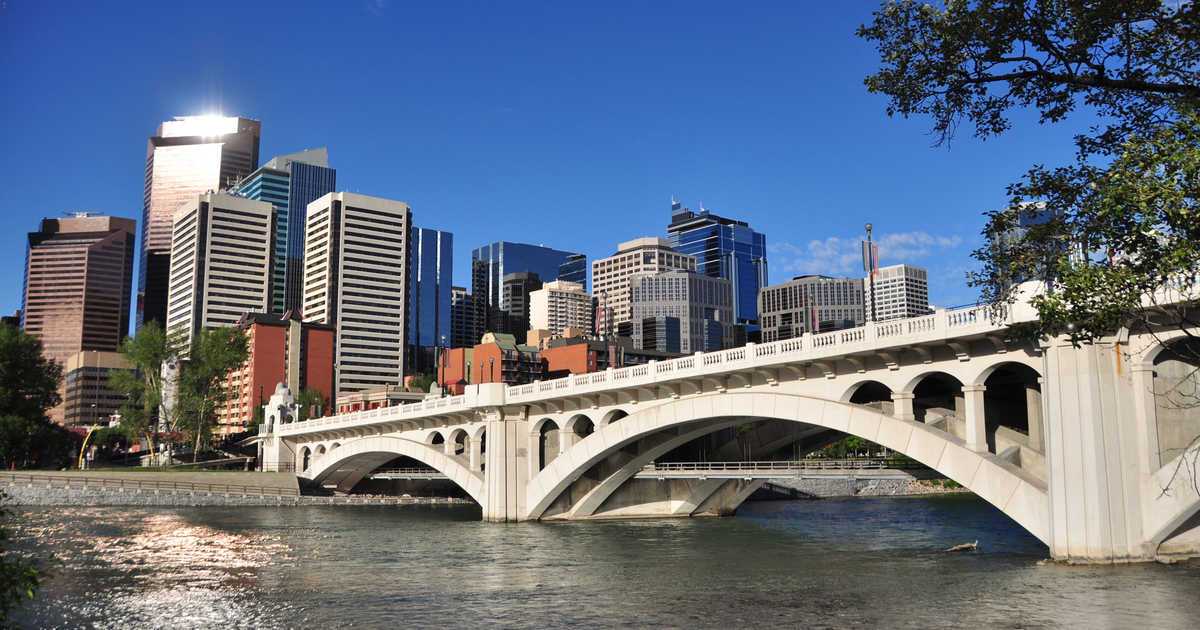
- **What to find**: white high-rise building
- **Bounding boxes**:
[864,264,931,321]
[591,237,695,336]
[165,192,273,351]
[529,280,592,336]
[303,192,411,396]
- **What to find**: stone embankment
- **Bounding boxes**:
[764,476,969,499]
[0,471,472,508]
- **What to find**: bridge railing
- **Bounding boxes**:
[367,467,449,478]
[276,299,1015,436]
[640,459,921,472]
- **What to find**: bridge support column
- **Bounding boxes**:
[962,384,987,452]
[890,392,915,422]
[482,411,530,522]
[1027,379,1045,452]
[1042,339,1149,562]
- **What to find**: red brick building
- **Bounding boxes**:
[218,312,335,434]
[437,334,681,395]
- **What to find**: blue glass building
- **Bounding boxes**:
[471,241,587,333]
[233,148,336,314]
[408,227,454,372]
[666,200,768,329]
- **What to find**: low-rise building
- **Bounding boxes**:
[335,385,427,414]
[63,351,133,427]
[217,312,335,434]
[438,332,543,395]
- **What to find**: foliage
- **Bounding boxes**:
[858,1,1200,342]
[0,327,68,470]
[294,388,326,422]
[110,320,179,455]
[177,327,249,459]
[407,373,435,394]
[816,436,885,459]
[0,491,40,624]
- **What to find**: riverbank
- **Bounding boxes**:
[0,470,472,507]
[763,476,969,499]
[1,484,474,507]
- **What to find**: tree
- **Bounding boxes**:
[177,327,249,460]
[294,388,326,423]
[859,0,1200,484]
[0,326,64,469]
[109,320,178,460]
[0,491,40,624]
[858,1,1199,339]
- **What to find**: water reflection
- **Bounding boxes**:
[10,499,1200,629]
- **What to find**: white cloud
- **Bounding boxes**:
[769,231,965,277]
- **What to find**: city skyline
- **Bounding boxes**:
[0,3,1096,326]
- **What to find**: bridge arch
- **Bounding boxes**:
[304,435,486,507]
[842,379,892,404]
[523,392,1049,544]
[599,408,629,426]
[448,428,469,456]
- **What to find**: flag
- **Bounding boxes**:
[861,240,879,275]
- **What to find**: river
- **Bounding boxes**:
[9,496,1200,628]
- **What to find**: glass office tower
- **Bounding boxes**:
[470,241,586,333]
[666,200,767,330]
[233,148,336,313]
[407,227,453,373]
[140,115,261,327]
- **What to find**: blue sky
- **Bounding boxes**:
[0,1,1092,320]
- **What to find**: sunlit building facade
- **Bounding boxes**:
[165,192,273,351]
[233,148,336,314]
[303,192,411,397]
[22,214,136,424]
[140,115,261,328]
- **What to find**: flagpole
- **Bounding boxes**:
[865,223,877,323]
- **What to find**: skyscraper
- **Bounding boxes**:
[165,192,273,351]
[22,214,136,423]
[667,199,768,330]
[407,227,453,373]
[629,269,733,354]
[140,115,261,328]
[500,271,542,336]
[233,148,336,314]
[450,286,485,348]
[303,192,411,397]
[470,241,586,332]
[591,237,695,337]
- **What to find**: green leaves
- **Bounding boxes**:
[858,1,1200,150]
[0,327,65,470]
[861,1,1199,342]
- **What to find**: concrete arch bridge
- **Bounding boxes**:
[260,295,1200,564]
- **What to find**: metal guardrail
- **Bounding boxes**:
[368,468,450,479]
[0,472,300,497]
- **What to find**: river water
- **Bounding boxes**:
[9,496,1200,629]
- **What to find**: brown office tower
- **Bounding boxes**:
[22,214,136,424]
[139,115,261,328]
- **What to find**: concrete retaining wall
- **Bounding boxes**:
[764,477,969,499]
[1,483,473,507]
